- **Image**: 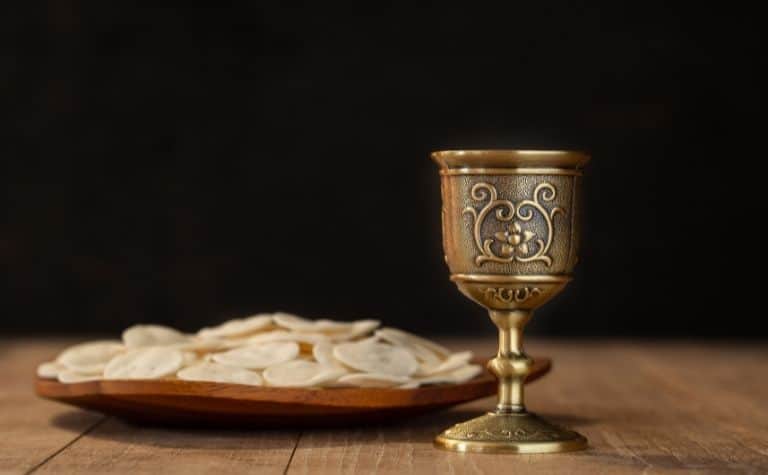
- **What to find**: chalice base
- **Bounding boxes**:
[434,412,587,454]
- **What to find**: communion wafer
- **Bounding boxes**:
[177,362,263,385]
[450,364,483,382]
[122,324,188,348]
[333,340,419,377]
[417,364,483,385]
[171,338,232,353]
[327,319,381,342]
[402,341,443,367]
[57,370,103,383]
[246,330,329,346]
[273,313,352,333]
[44,314,479,390]
[37,361,66,379]
[211,341,299,369]
[373,329,443,367]
[311,340,340,367]
[263,360,346,387]
[416,351,474,376]
[197,314,273,339]
[56,341,124,374]
[182,351,199,367]
[104,347,184,380]
[375,327,451,359]
[336,372,412,388]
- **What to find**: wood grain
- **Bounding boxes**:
[34,418,300,475]
[4,338,768,474]
[0,339,103,475]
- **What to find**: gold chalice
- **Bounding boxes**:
[431,149,589,454]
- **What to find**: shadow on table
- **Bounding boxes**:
[50,408,596,450]
[52,410,300,450]
[50,409,767,472]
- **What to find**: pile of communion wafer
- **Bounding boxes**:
[37,313,482,389]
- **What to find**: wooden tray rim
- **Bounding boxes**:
[35,357,551,409]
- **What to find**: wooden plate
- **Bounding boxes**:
[35,357,550,427]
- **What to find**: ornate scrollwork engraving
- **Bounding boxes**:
[444,424,571,442]
[463,182,564,266]
[483,287,542,304]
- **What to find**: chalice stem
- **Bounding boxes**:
[489,310,532,414]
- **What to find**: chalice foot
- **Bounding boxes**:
[435,412,587,454]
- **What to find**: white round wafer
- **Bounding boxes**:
[211,341,299,369]
[177,363,263,385]
[404,342,442,367]
[450,364,483,382]
[57,370,103,383]
[333,340,419,377]
[273,313,352,333]
[122,324,188,348]
[336,373,412,388]
[37,361,66,379]
[197,314,273,339]
[375,327,451,359]
[417,364,483,385]
[312,341,342,367]
[246,330,330,346]
[327,319,381,342]
[171,337,232,354]
[416,351,474,376]
[181,351,200,367]
[374,329,446,367]
[56,341,124,374]
[263,360,346,387]
[374,330,433,363]
[103,347,184,380]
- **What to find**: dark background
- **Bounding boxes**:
[2,3,762,337]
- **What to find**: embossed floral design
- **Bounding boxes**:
[463,182,564,266]
[494,222,535,257]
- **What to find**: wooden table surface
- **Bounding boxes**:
[2,338,767,474]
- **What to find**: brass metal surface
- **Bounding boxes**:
[431,149,590,454]
[431,149,589,169]
[440,168,582,176]
[434,412,587,454]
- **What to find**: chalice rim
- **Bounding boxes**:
[431,149,590,170]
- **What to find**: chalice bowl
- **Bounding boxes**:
[432,149,589,454]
